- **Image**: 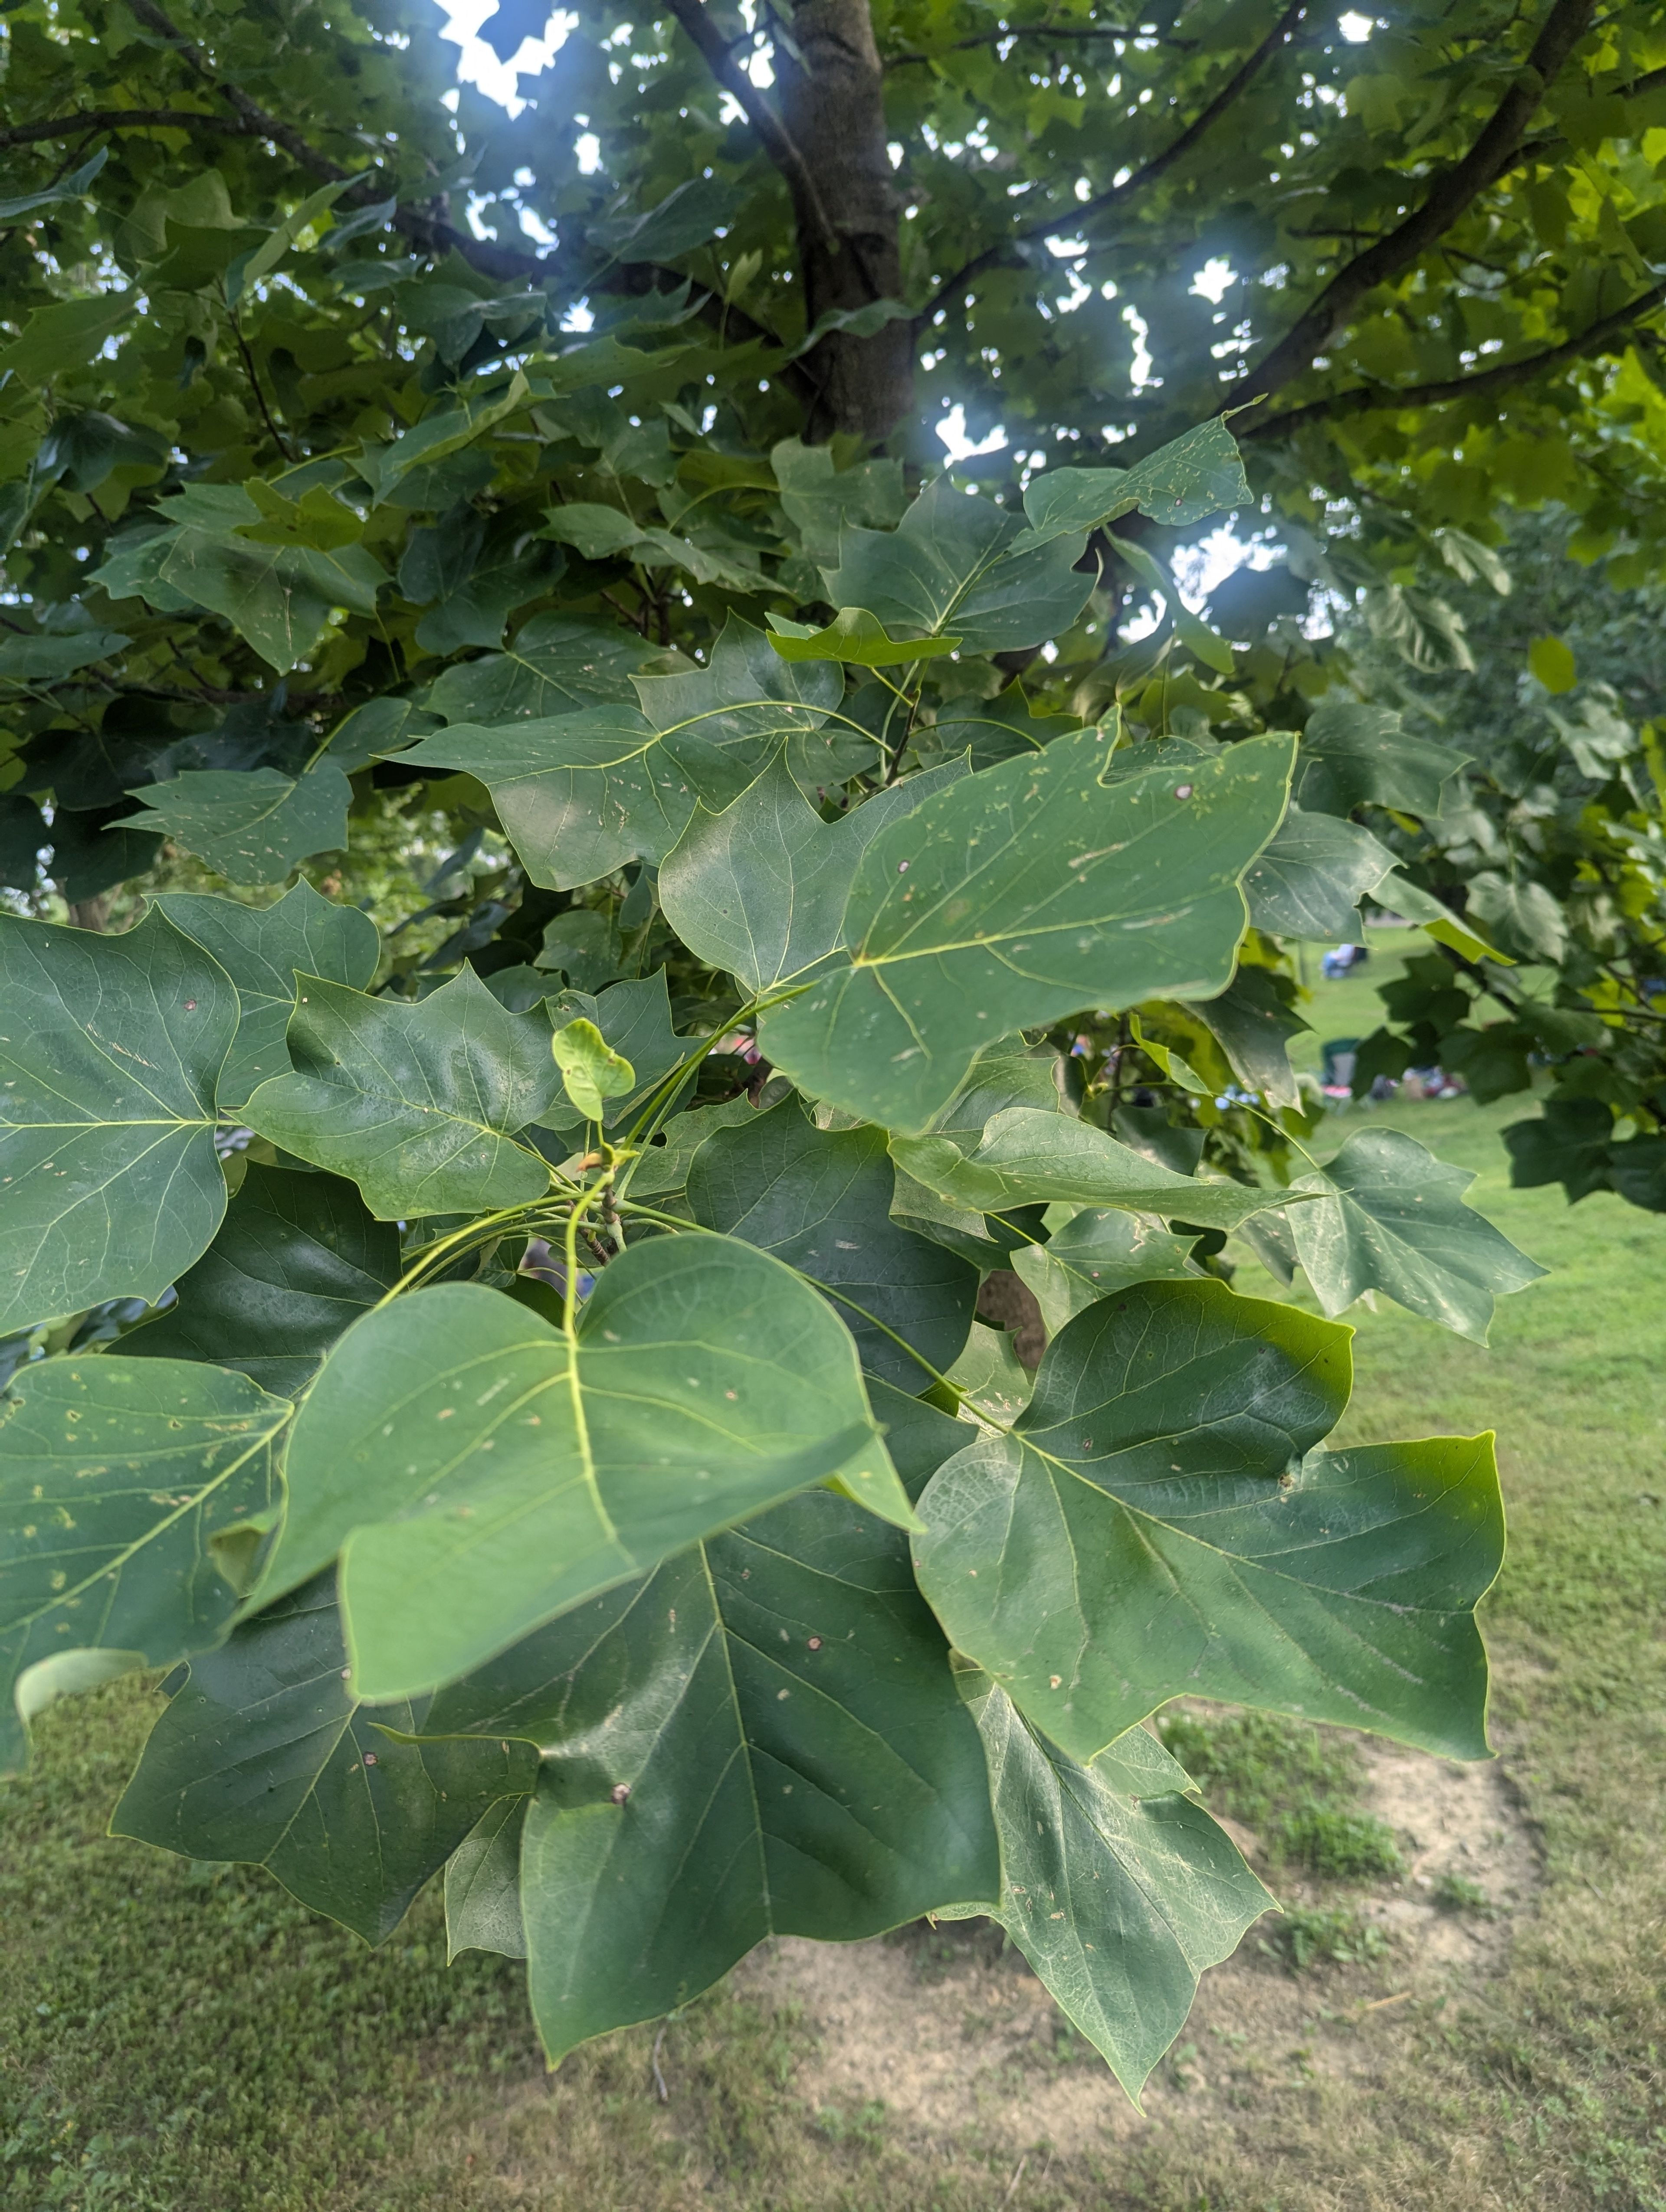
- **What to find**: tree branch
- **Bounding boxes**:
[1243,274,1666,435]
[0,107,252,150]
[1237,0,1598,404]
[915,0,1306,327]
[661,0,843,257]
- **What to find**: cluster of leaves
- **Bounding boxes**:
[0,0,1565,2107]
[1308,512,1666,1214]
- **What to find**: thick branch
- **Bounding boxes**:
[0,106,252,150]
[1243,275,1666,435]
[661,0,843,255]
[1238,0,1597,403]
[916,0,1306,327]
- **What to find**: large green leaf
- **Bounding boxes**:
[1019,419,1253,547]
[401,706,751,890]
[0,911,236,1333]
[954,1679,1272,2102]
[123,1164,400,1397]
[658,754,968,995]
[1295,699,1470,818]
[891,1107,1303,1230]
[416,1486,999,2060]
[112,1576,535,1941]
[759,729,1293,1132]
[1289,1127,1547,1342]
[685,1096,978,1390]
[243,966,561,1218]
[0,1355,290,1774]
[153,882,380,1110]
[823,476,1093,654]
[157,518,384,673]
[116,764,351,886]
[912,1277,1502,1762]
[424,612,649,725]
[771,437,905,568]
[631,613,867,791]
[262,1234,910,1698]
[1244,806,1397,940]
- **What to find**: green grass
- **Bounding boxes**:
[4,1090,1666,2209]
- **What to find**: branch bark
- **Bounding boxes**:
[916,0,1306,328]
[668,0,911,441]
[1237,0,1598,405]
[1243,275,1666,436]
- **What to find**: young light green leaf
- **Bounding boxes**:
[122,1164,400,1397]
[759,728,1294,1132]
[823,475,1094,654]
[658,753,969,996]
[417,1487,999,2061]
[1290,1126,1547,1342]
[765,607,961,666]
[958,1678,1273,2104]
[891,1106,1302,1230]
[263,1236,908,1698]
[684,1096,978,1391]
[112,1575,536,1942]
[1375,872,1512,965]
[0,1355,290,1774]
[1243,805,1397,939]
[0,911,237,1333]
[551,1016,634,1121]
[117,763,351,887]
[424,612,650,725]
[538,969,702,1137]
[243,966,561,1218]
[153,881,380,1109]
[1019,419,1252,546]
[914,1279,1503,1764]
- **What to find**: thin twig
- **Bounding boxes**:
[650,2022,670,2102]
[1000,2151,1029,2205]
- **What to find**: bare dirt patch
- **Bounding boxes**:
[738,1731,1541,2158]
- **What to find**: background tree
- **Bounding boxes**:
[0,0,1636,2095]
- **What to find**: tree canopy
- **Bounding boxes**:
[0,0,1653,2101]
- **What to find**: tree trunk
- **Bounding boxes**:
[775,0,912,442]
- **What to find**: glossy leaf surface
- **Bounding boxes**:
[265,1235,906,1698]
[914,1278,1502,1762]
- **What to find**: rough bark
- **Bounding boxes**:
[775,0,913,441]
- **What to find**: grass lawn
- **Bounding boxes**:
[4,1075,1664,2211]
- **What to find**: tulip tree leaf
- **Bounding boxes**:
[445,1795,528,1959]
[0,911,237,1334]
[1295,699,1470,818]
[261,1235,910,1698]
[823,476,1094,654]
[759,729,1293,1132]
[1290,1127,1547,1343]
[632,612,869,790]
[424,612,651,725]
[685,1096,979,1391]
[112,1576,537,1942]
[1019,418,1253,546]
[116,764,352,887]
[1194,965,1312,1109]
[551,1016,634,1121]
[243,966,561,1219]
[153,882,381,1110]
[890,1107,1304,1231]
[956,1677,1273,2103]
[538,970,703,1137]
[122,1164,400,1397]
[1012,1207,1200,1334]
[0,1354,290,1774]
[402,706,753,890]
[766,607,961,666]
[1243,807,1397,941]
[416,1486,1000,2061]
[912,1276,1503,1763]
[658,753,969,996]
